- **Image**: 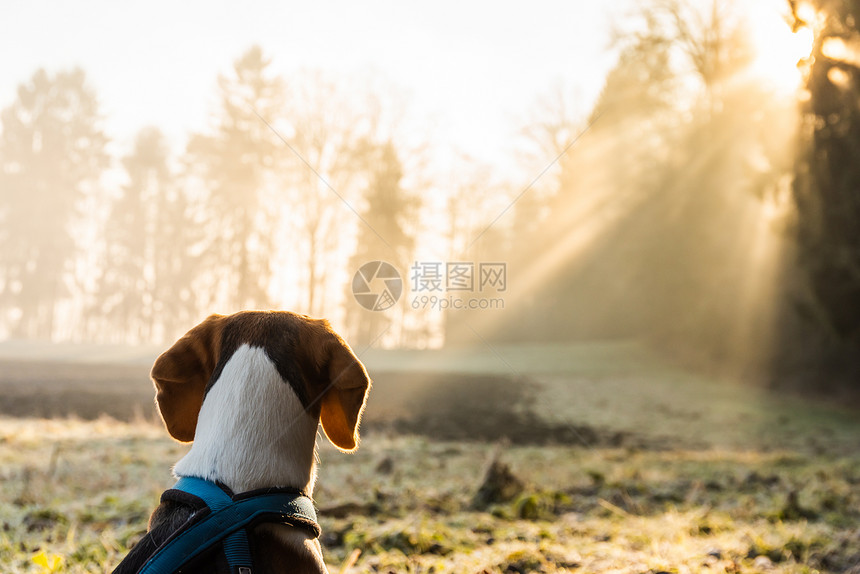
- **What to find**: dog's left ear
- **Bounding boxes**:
[303,320,371,452]
[151,314,226,442]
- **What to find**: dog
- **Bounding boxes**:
[112,310,372,574]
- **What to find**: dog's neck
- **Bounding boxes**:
[172,345,319,495]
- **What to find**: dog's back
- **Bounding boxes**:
[114,505,325,573]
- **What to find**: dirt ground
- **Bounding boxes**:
[0,361,625,447]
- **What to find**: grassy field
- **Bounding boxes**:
[0,341,858,573]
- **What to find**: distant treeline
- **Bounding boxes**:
[0,49,422,347]
[1,1,859,395]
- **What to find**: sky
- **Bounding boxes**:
[0,1,634,174]
[0,0,809,194]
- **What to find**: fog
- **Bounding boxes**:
[1,0,857,394]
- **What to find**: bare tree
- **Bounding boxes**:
[623,0,752,115]
[275,72,379,316]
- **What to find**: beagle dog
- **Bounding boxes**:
[112,310,372,574]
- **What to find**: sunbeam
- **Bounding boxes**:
[744,0,815,94]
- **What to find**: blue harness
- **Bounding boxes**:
[137,477,320,574]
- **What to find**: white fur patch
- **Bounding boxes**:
[173,344,319,494]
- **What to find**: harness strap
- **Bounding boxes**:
[137,477,320,574]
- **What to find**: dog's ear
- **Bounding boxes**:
[151,314,226,442]
[303,320,371,452]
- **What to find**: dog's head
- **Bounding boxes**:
[150,311,371,452]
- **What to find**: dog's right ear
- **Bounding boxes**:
[151,314,226,442]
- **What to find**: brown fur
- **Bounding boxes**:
[151,314,226,442]
[114,311,371,574]
[151,310,371,450]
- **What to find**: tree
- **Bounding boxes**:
[276,72,376,317]
[186,46,283,311]
[794,0,860,340]
[625,0,752,116]
[94,127,198,342]
[493,26,679,343]
[0,68,108,339]
[344,141,417,346]
[781,0,860,386]
[492,0,795,383]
